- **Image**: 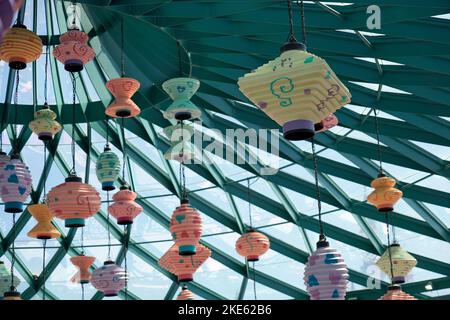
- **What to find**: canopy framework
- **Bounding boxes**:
[0,0,449,300]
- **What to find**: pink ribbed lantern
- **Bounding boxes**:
[0,154,32,213]
[52,28,94,72]
[170,199,203,256]
[315,114,338,133]
[235,230,270,262]
[159,244,211,282]
[177,286,195,300]
[91,260,127,297]
[303,237,349,300]
[108,186,143,225]
[46,175,101,228]
[379,285,417,300]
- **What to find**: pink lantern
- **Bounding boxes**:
[91,260,127,297]
[303,237,349,300]
[108,186,143,225]
[235,230,270,262]
[177,285,195,300]
[0,154,32,213]
[314,114,338,133]
[46,175,101,228]
[170,199,203,256]
[52,28,94,72]
[105,78,141,118]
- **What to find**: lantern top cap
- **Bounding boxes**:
[103,145,111,151]
[316,235,329,248]
[104,260,115,265]
[180,198,189,204]
[120,184,131,191]
[42,102,50,109]
[10,153,20,160]
[388,284,401,291]
[12,23,27,29]
[377,172,386,178]
[65,175,82,183]
[280,40,306,54]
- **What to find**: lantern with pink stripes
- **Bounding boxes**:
[235,230,270,262]
[108,186,143,225]
[91,260,127,297]
[379,285,417,300]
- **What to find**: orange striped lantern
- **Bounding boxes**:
[379,285,417,300]
[105,77,141,118]
[367,174,403,212]
[235,230,270,262]
[27,204,61,240]
[170,199,203,256]
[0,24,42,70]
[70,255,95,284]
[46,175,101,228]
[177,285,195,300]
[52,28,94,72]
[108,186,143,225]
[159,244,211,282]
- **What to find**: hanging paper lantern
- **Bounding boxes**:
[177,285,195,300]
[108,185,143,225]
[91,260,127,297]
[0,154,32,213]
[105,77,141,118]
[367,174,403,212]
[0,23,42,70]
[52,28,94,72]
[314,114,338,133]
[70,255,95,284]
[0,261,20,297]
[46,174,101,228]
[379,285,416,300]
[237,44,351,141]
[159,244,211,282]
[235,230,270,262]
[95,146,121,191]
[28,104,62,141]
[170,199,203,256]
[162,77,202,121]
[0,0,23,42]
[163,123,195,162]
[3,290,21,300]
[376,243,417,284]
[27,204,61,240]
[303,237,349,300]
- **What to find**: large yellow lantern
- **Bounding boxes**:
[27,204,61,240]
[367,174,403,212]
[376,243,417,284]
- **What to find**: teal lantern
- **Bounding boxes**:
[0,261,20,298]
[164,123,196,162]
[96,145,121,191]
[162,77,202,121]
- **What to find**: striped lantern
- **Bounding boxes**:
[170,199,203,256]
[0,151,10,170]
[91,260,127,297]
[46,175,101,228]
[27,204,61,240]
[235,230,270,262]
[367,174,403,212]
[108,186,143,225]
[177,285,195,300]
[237,46,351,141]
[105,77,141,118]
[315,114,338,133]
[303,237,349,300]
[0,154,33,213]
[70,255,95,284]
[0,0,23,42]
[95,146,121,191]
[0,23,42,70]
[52,28,94,72]
[159,244,211,282]
[163,123,195,162]
[162,77,202,121]
[0,261,20,297]
[376,243,417,284]
[28,104,62,141]
[379,285,417,300]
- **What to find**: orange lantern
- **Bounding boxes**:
[0,24,42,70]
[235,230,270,262]
[105,77,141,118]
[27,204,61,240]
[70,255,95,284]
[159,244,211,282]
[108,186,143,225]
[46,175,101,228]
[52,28,94,72]
[367,174,403,212]
[177,285,195,300]
[379,285,417,300]
[170,199,203,256]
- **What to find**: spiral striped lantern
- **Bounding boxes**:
[379,285,417,300]
[376,243,417,284]
[159,244,211,282]
[108,186,143,225]
[235,230,270,262]
[0,154,32,213]
[27,204,61,240]
[238,42,351,141]
[163,123,195,162]
[52,28,94,72]
[0,261,20,297]
[28,104,62,141]
[170,199,203,256]
[91,260,127,297]
[105,77,141,118]
[314,114,338,133]
[367,174,403,212]
[46,174,101,228]
[303,237,349,300]
[162,77,202,121]
[0,23,42,70]
[0,0,23,42]
[70,255,95,284]
[177,285,195,300]
[95,145,121,191]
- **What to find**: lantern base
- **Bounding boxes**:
[314,122,324,132]
[117,217,133,225]
[174,111,192,121]
[36,235,52,240]
[65,218,85,228]
[282,119,315,141]
[179,245,197,256]
[79,279,90,284]
[392,276,406,284]
[178,274,194,282]
[247,255,260,262]
[38,132,53,141]
[101,181,116,191]
[64,59,84,73]
[377,206,394,212]
[103,291,118,297]
[4,202,24,213]
[9,61,26,70]
[115,109,132,118]
[3,291,21,300]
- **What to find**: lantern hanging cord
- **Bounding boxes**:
[286,0,297,43]
[44,45,49,106]
[177,41,183,77]
[124,225,128,301]
[70,73,77,176]
[120,18,125,77]
[72,1,77,28]
[105,116,110,148]
[81,283,85,300]
[179,121,187,200]
[81,224,85,255]
[298,0,307,47]
[42,239,47,301]
[42,142,47,202]
[247,178,253,229]
[107,191,112,260]
[311,138,324,237]
[373,108,383,175]
[121,117,127,186]
[385,213,395,285]
[13,71,20,154]
[252,261,257,300]
[10,213,17,291]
